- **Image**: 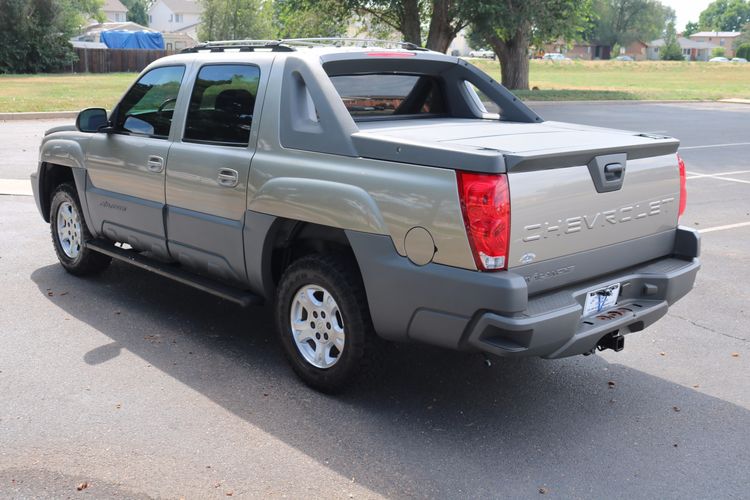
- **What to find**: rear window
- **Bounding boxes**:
[329,74,446,118]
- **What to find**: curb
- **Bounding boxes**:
[0,111,78,121]
[718,98,750,105]
[0,179,33,196]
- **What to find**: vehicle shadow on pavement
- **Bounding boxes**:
[31,262,750,498]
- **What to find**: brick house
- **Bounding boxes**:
[689,32,742,58]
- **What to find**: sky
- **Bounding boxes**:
[660,0,713,30]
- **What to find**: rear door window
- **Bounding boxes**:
[184,64,260,146]
[329,74,446,118]
[115,65,185,138]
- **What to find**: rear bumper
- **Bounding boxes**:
[347,227,700,359]
[466,254,699,358]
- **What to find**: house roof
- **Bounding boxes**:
[650,37,717,49]
[102,0,128,12]
[160,0,203,14]
[82,21,158,34]
[690,31,741,38]
[169,21,201,33]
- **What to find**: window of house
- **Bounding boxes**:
[115,65,185,138]
[169,14,173,22]
[184,64,260,145]
[175,13,183,23]
[328,74,446,119]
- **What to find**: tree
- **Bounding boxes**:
[274,0,349,38]
[683,20,700,37]
[712,46,726,56]
[736,43,750,58]
[199,0,276,41]
[342,0,471,52]
[660,21,683,60]
[588,0,675,58]
[699,0,750,32]
[0,0,104,73]
[468,0,593,90]
[121,0,149,26]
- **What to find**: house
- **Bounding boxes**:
[102,0,128,23]
[148,0,203,40]
[542,41,611,60]
[689,31,742,58]
[619,40,648,60]
[647,37,717,61]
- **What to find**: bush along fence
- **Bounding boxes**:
[71,48,176,73]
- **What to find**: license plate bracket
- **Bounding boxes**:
[583,283,621,317]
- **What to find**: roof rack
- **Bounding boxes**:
[181,37,429,54]
[181,40,295,53]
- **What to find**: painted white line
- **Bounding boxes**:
[0,179,32,196]
[686,174,750,185]
[686,169,750,179]
[699,221,750,234]
[680,142,750,150]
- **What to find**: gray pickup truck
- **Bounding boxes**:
[31,39,700,392]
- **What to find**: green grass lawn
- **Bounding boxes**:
[0,73,135,113]
[1,59,750,112]
[473,59,750,101]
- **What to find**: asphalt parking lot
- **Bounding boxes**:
[1,102,748,498]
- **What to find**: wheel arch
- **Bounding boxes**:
[39,162,95,234]
[244,212,363,300]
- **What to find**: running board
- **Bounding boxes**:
[86,239,263,307]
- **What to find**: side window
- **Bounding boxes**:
[184,64,260,146]
[115,65,185,138]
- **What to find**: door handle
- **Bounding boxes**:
[217,168,239,187]
[147,155,164,173]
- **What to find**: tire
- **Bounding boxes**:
[275,253,379,393]
[49,182,111,276]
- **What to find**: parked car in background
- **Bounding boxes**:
[468,49,495,59]
[709,57,730,62]
[614,55,634,61]
[731,57,748,63]
[542,53,568,61]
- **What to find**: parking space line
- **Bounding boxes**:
[681,142,750,150]
[687,174,750,185]
[699,221,750,234]
[0,179,32,196]
[686,169,750,179]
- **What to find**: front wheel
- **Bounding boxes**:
[275,254,379,393]
[49,183,111,276]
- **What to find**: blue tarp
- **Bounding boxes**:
[100,30,164,50]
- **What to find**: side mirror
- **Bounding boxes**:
[76,108,110,133]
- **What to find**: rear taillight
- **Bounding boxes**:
[677,154,687,218]
[457,171,510,271]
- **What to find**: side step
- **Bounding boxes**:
[86,239,263,307]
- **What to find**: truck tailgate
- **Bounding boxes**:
[355,118,682,288]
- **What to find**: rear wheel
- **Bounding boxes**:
[50,183,111,276]
[275,254,378,393]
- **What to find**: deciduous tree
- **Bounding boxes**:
[121,0,149,26]
[273,0,349,38]
[699,0,750,32]
[660,21,683,60]
[468,0,593,90]
[199,0,275,41]
[0,0,103,73]
[683,21,700,37]
[588,0,674,57]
